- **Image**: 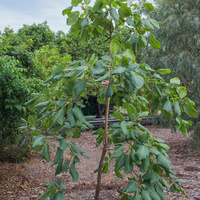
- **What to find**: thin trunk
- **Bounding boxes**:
[95,97,110,200]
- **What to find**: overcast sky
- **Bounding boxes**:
[0,0,93,34]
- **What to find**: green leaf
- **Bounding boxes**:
[33,135,45,148]
[69,162,79,182]
[142,190,152,200]
[157,143,170,151]
[129,33,139,44]
[67,11,79,25]
[124,49,135,59]
[174,102,181,115]
[84,0,91,4]
[74,80,86,95]
[138,111,149,118]
[71,142,85,154]
[176,86,187,99]
[55,161,63,175]
[149,18,160,29]
[129,71,144,89]
[111,146,124,158]
[143,3,154,11]
[149,34,161,49]
[93,1,103,12]
[136,145,149,160]
[95,71,110,82]
[59,139,69,150]
[62,159,70,172]
[110,39,121,55]
[157,154,171,170]
[163,100,172,112]
[110,7,119,20]
[39,190,50,200]
[125,181,138,193]
[138,36,147,47]
[113,112,125,122]
[53,65,65,76]
[35,101,50,108]
[170,77,180,85]
[112,67,126,75]
[147,186,161,200]
[105,81,114,99]
[73,106,86,123]
[114,167,123,179]
[53,148,64,165]
[116,153,125,169]
[157,69,171,74]
[62,6,73,16]
[120,121,129,136]
[55,191,64,200]
[72,0,82,7]
[124,153,133,174]
[184,102,198,117]
[118,5,132,18]
[80,19,89,28]
[20,136,27,148]
[44,182,57,187]
[55,108,65,126]
[40,143,50,162]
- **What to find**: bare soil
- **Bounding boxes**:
[0,126,200,200]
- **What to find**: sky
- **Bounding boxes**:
[0,0,93,34]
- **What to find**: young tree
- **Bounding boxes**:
[23,0,197,199]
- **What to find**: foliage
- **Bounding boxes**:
[16,21,55,52]
[33,45,71,77]
[140,0,200,144]
[0,47,44,162]
[22,0,197,199]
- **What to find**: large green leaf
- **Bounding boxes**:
[184,102,198,117]
[157,153,171,170]
[54,108,64,126]
[136,145,149,160]
[59,139,69,150]
[62,159,70,172]
[69,162,79,182]
[55,191,64,200]
[157,69,171,74]
[72,0,82,7]
[143,171,160,183]
[163,100,172,112]
[143,3,154,11]
[114,167,123,179]
[67,11,79,25]
[174,101,181,115]
[67,108,76,127]
[73,106,86,123]
[80,19,89,29]
[74,80,86,95]
[115,153,125,169]
[149,34,161,49]
[33,135,45,148]
[124,49,135,59]
[62,6,73,16]
[138,36,147,47]
[149,18,160,29]
[35,101,50,108]
[93,1,103,12]
[71,142,85,154]
[176,86,187,98]
[111,146,124,158]
[120,121,129,136]
[112,67,126,75]
[125,181,138,193]
[113,112,125,121]
[110,39,121,55]
[129,71,144,89]
[125,153,133,174]
[105,81,113,99]
[142,190,152,200]
[110,7,119,20]
[147,186,161,200]
[53,148,64,165]
[55,161,63,175]
[118,5,132,18]
[40,143,50,162]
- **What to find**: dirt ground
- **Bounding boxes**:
[0,125,200,200]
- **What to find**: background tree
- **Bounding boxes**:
[141,0,200,148]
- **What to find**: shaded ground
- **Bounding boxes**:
[0,126,200,200]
